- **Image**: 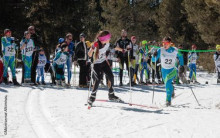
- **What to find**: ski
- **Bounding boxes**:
[95,99,160,109]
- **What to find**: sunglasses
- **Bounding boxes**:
[162,41,171,46]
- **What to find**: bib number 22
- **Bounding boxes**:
[165,59,172,64]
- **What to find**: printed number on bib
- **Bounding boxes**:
[7,47,14,52]
[25,47,33,53]
[165,59,172,64]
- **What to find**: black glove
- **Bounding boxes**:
[179,66,185,74]
[153,51,158,57]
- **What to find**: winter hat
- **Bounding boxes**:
[58,38,65,44]
[4,29,11,35]
[142,40,148,45]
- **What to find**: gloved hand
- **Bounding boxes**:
[179,66,185,74]
[92,42,98,50]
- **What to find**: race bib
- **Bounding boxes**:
[5,45,15,56]
[161,48,178,69]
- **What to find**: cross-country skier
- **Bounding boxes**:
[188,44,199,83]
[214,44,220,84]
[53,43,69,87]
[139,40,151,84]
[36,48,47,85]
[154,36,184,106]
[1,29,20,85]
[20,31,35,84]
[87,30,122,107]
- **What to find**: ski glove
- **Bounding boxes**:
[179,66,185,73]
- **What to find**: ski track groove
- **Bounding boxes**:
[39,87,75,138]
[23,88,39,138]
[25,87,62,138]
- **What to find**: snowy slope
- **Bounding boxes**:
[0,70,220,138]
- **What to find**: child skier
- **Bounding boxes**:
[87,30,122,107]
[20,31,35,84]
[139,40,151,84]
[188,44,199,83]
[154,37,184,106]
[36,48,47,85]
[214,44,220,84]
[53,43,69,86]
[1,29,20,85]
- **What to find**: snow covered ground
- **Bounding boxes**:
[0,69,220,138]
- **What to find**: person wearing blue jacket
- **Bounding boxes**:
[53,43,69,86]
[154,37,184,106]
[1,29,20,85]
[65,33,74,86]
[188,44,198,83]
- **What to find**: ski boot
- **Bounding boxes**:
[13,78,21,86]
[87,94,96,109]
[166,100,171,107]
[108,92,123,102]
[3,77,9,85]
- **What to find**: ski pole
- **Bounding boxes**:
[86,63,98,105]
[183,73,200,106]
